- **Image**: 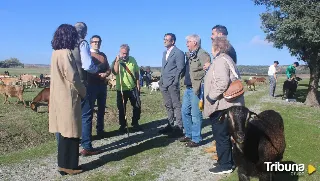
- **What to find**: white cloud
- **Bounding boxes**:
[250,35,273,46]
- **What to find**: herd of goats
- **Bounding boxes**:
[0,72,162,112]
[0,70,300,111]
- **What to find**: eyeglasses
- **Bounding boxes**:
[91,41,100,44]
[164,39,171,42]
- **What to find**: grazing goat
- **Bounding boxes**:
[282,77,302,100]
[30,88,50,112]
[219,106,286,181]
[244,79,256,91]
[149,81,160,94]
[0,84,26,107]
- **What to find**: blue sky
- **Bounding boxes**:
[0,0,301,66]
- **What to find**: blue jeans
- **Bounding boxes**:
[55,132,60,149]
[181,87,203,143]
[210,110,234,170]
[81,84,107,150]
[139,76,144,87]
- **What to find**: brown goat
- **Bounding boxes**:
[219,106,286,181]
[253,77,267,84]
[0,84,26,107]
[30,88,50,112]
[244,79,256,91]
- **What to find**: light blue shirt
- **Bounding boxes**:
[79,41,99,74]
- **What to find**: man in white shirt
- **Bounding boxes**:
[268,61,279,97]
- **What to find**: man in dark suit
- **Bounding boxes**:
[159,33,185,137]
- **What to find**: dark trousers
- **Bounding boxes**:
[160,85,182,128]
[57,133,80,169]
[81,84,107,150]
[146,76,151,87]
[210,110,234,170]
[117,88,141,127]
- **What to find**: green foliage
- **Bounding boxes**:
[253,0,320,106]
[253,0,320,61]
[0,57,24,68]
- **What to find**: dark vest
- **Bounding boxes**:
[87,51,109,85]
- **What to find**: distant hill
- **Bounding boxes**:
[150,65,309,75]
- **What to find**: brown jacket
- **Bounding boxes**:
[185,48,211,95]
[49,49,86,138]
[203,53,245,118]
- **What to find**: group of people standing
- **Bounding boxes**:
[48,22,245,176]
[158,25,244,174]
[49,22,142,175]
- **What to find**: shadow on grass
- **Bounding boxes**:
[81,118,177,172]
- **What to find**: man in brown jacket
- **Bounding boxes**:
[179,34,211,147]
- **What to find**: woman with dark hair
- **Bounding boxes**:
[49,24,86,175]
[203,36,244,174]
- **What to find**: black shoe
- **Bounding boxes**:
[209,165,233,175]
[185,141,200,147]
[158,125,173,134]
[178,136,191,142]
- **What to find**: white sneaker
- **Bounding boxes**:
[209,166,233,175]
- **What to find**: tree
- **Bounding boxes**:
[0,57,24,68]
[253,0,320,106]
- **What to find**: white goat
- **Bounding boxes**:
[149,81,160,94]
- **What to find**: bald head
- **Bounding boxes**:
[74,22,87,39]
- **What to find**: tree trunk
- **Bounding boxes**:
[305,58,320,107]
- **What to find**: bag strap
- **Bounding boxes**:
[120,62,136,82]
[221,56,241,80]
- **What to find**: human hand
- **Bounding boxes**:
[98,73,107,79]
[203,62,211,70]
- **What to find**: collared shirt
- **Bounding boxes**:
[268,65,277,76]
[79,41,99,74]
[166,46,174,60]
[111,56,139,91]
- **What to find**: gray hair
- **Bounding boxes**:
[74,22,87,39]
[120,44,130,52]
[185,34,201,47]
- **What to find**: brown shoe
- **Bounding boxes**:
[178,136,191,142]
[211,154,218,160]
[80,149,102,157]
[204,145,216,153]
[58,167,82,175]
[185,141,200,147]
